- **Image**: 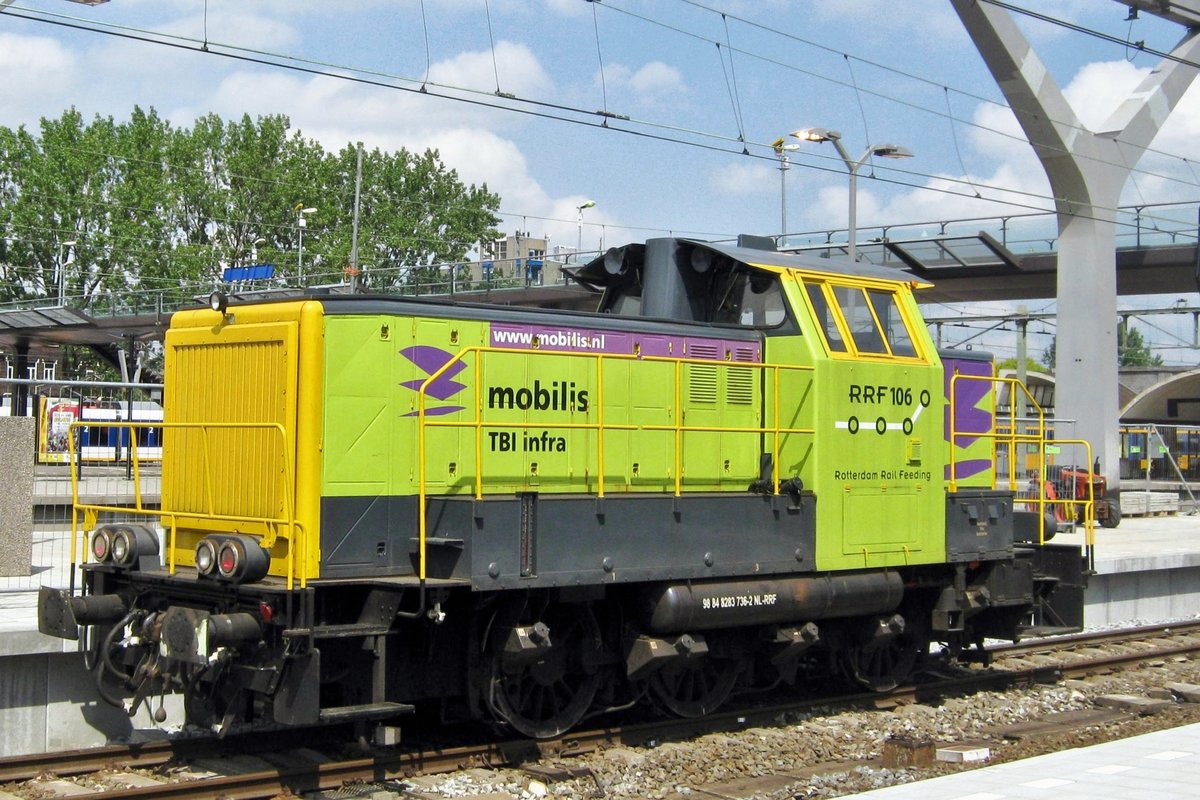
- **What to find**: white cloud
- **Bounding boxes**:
[628,62,686,97]
[1063,60,1149,131]
[711,161,774,195]
[156,8,301,51]
[0,33,77,125]
[597,61,687,108]
[427,40,553,99]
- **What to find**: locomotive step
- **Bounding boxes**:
[318,701,414,723]
[408,536,465,550]
[1018,624,1085,639]
[282,622,395,639]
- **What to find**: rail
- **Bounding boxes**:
[948,374,1096,560]
[414,346,816,580]
[67,421,308,589]
[782,198,1200,255]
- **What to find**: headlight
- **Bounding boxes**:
[199,535,271,584]
[111,529,132,564]
[100,525,160,570]
[195,539,218,577]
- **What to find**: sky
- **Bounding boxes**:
[3,0,1200,364]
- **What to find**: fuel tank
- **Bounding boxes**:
[643,570,904,633]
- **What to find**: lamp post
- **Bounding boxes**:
[771,138,800,243]
[295,206,317,283]
[57,240,76,307]
[576,200,595,263]
[251,237,266,264]
[791,129,912,262]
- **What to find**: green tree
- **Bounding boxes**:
[1040,320,1164,371]
[1117,318,1163,366]
[1040,339,1055,370]
[996,356,1045,374]
[0,106,501,308]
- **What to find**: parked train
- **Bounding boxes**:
[37,397,164,464]
[39,236,1092,739]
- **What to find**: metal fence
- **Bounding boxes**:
[1,378,163,596]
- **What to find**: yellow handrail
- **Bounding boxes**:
[948,374,1096,553]
[67,420,307,589]
[415,344,816,580]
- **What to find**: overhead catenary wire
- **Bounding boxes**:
[718,14,747,145]
[1,3,1198,238]
[606,0,1200,199]
[3,0,1192,200]
[590,0,610,118]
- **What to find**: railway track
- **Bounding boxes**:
[3,620,1197,799]
[990,620,1200,677]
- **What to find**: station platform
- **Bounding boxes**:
[852,722,1200,799]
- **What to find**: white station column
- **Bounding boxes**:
[951,0,1200,489]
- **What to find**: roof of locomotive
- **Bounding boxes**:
[573,238,932,289]
[684,239,932,286]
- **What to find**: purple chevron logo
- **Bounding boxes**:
[944,360,996,481]
[399,345,467,416]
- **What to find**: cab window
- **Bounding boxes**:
[834,286,887,355]
[868,289,917,357]
[710,267,788,328]
[803,279,922,360]
[804,283,846,352]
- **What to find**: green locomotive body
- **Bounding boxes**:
[39,237,1090,737]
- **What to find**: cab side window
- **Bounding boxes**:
[710,267,788,328]
[803,279,923,361]
[868,289,916,357]
[805,282,847,352]
[834,286,887,355]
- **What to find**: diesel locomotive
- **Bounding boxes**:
[39,236,1093,738]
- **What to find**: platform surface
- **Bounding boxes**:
[851,722,1200,799]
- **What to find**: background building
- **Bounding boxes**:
[479,231,570,286]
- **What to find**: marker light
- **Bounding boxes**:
[103,525,160,569]
[91,529,112,562]
[217,541,241,578]
[196,535,270,583]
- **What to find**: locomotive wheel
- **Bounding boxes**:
[488,604,602,739]
[842,615,926,693]
[649,655,741,718]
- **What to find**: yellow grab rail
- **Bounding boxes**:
[67,420,308,589]
[415,345,816,580]
[948,374,1096,556]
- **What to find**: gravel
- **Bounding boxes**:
[395,653,1200,800]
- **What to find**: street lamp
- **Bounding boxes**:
[791,128,912,262]
[576,200,595,263]
[295,206,317,283]
[251,237,266,263]
[771,137,801,242]
[57,240,76,307]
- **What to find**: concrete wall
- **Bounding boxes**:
[0,417,33,577]
[1084,565,1200,627]
[0,632,181,756]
